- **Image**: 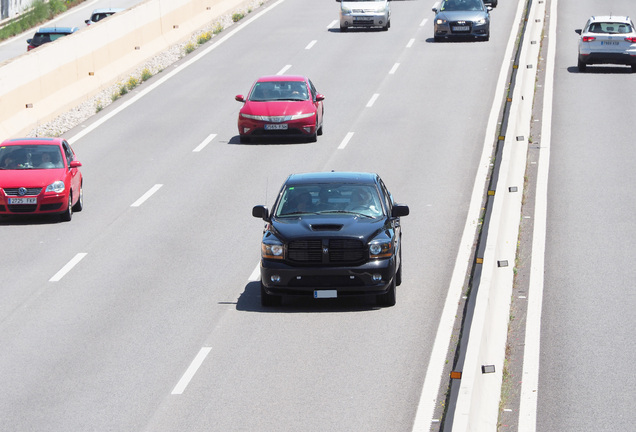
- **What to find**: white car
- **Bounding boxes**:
[85,8,124,25]
[338,0,391,32]
[577,16,636,72]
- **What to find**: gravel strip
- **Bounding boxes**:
[29,0,267,137]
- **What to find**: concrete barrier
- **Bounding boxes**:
[0,0,250,140]
[449,0,547,430]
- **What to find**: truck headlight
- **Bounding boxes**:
[262,237,284,259]
[369,240,393,259]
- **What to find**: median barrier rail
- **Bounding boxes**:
[448,0,547,430]
[0,0,249,139]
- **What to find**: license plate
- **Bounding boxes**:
[8,197,37,204]
[264,124,288,130]
[601,41,619,45]
[314,290,337,299]
[452,26,470,31]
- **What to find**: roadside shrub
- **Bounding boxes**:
[232,12,245,22]
[212,23,223,35]
[198,31,212,45]
[184,41,196,54]
[126,76,139,90]
[141,68,153,82]
[48,0,67,15]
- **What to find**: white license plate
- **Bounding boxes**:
[452,26,470,31]
[264,124,288,130]
[314,290,337,299]
[8,197,37,204]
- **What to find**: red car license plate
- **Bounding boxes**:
[264,124,288,130]
[8,197,37,204]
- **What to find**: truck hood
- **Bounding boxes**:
[271,214,387,242]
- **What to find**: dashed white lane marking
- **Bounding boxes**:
[407,38,415,48]
[193,134,216,152]
[277,64,292,75]
[389,63,400,74]
[420,18,428,27]
[49,253,87,282]
[131,184,163,207]
[327,20,338,29]
[171,347,212,395]
[366,93,380,107]
[305,40,317,50]
[338,132,354,150]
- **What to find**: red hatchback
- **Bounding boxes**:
[235,75,324,143]
[0,137,83,221]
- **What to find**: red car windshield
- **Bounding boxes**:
[0,145,64,170]
[249,81,309,102]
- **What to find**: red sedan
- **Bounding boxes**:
[235,75,324,143]
[0,137,83,221]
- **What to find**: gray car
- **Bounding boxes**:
[432,0,491,42]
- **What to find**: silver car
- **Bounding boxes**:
[339,0,391,32]
[432,0,491,42]
[577,16,636,72]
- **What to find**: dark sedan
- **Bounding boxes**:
[252,172,409,307]
[432,0,491,41]
[27,27,78,51]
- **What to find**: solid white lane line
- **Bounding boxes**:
[249,264,261,282]
[193,134,216,152]
[366,94,380,108]
[407,38,415,48]
[68,0,287,144]
[518,0,558,430]
[171,347,212,395]
[389,63,400,74]
[327,20,338,29]
[338,132,354,150]
[305,40,317,50]
[277,65,292,75]
[131,184,163,207]
[49,253,87,282]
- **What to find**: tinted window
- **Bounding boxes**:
[588,21,634,34]
[275,183,384,217]
[249,81,309,101]
[0,145,64,170]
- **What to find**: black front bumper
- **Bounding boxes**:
[260,257,396,297]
